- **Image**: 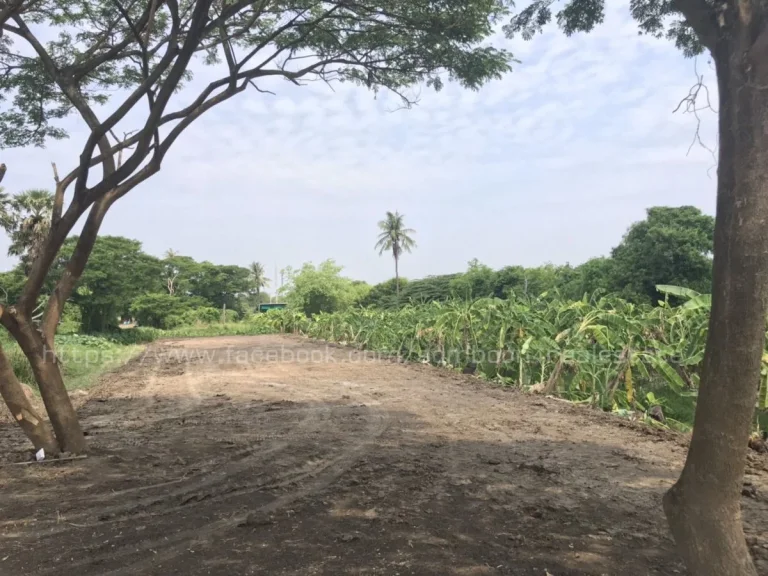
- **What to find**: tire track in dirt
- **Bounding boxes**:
[29,403,335,530]
[34,404,390,575]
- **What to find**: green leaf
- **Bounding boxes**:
[520,336,533,355]
[655,285,701,299]
[681,294,711,311]
[650,357,687,394]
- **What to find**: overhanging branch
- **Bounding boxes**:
[671,0,718,51]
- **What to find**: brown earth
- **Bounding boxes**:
[1,334,767,576]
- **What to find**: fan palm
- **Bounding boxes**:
[375,211,416,297]
[1,189,53,273]
[249,261,270,310]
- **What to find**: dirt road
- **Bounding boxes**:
[1,335,767,575]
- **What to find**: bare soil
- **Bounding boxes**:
[1,335,767,575]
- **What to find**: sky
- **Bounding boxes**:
[0,2,719,288]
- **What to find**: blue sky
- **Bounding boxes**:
[0,2,718,288]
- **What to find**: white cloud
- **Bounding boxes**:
[0,2,719,283]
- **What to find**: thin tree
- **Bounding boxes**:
[375,211,416,297]
[0,0,511,455]
[163,250,180,296]
[249,261,269,311]
[507,1,768,574]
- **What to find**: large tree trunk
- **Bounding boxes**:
[0,194,114,454]
[1,313,87,454]
[0,344,58,454]
[662,11,768,575]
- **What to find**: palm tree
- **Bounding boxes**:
[249,261,270,311]
[1,189,53,274]
[375,211,416,297]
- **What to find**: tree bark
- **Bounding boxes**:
[2,314,86,454]
[663,9,768,575]
[395,254,400,298]
[0,344,58,454]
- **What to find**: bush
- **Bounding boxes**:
[7,346,34,386]
[98,327,162,345]
[130,293,215,328]
[57,302,82,335]
[183,307,221,324]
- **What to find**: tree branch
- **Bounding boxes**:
[671,0,718,51]
[41,197,112,342]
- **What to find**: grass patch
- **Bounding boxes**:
[0,320,278,393]
[58,341,143,390]
[101,321,275,344]
[1,334,143,392]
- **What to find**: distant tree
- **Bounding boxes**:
[0,190,54,274]
[162,250,181,295]
[560,258,616,302]
[280,260,361,316]
[161,254,198,298]
[248,262,270,311]
[0,267,26,304]
[450,259,496,299]
[130,292,210,329]
[492,266,526,298]
[359,278,407,309]
[375,211,416,297]
[400,274,459,304]
[188,263,251,314]
[350,280,372,306]
[130,292,192,329]
[55,236,163,332]
[611,207,714,304]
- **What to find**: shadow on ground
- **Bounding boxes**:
[0,336,766,576]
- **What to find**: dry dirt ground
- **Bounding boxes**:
[1,335,768,576]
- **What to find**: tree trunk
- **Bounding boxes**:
[0,344,58,454]
[395,254,400,298]
[663,13,768,576]
[5,317,87,454]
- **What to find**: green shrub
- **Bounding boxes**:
[57,303,82,335]
[182,307,220,324]
[7,346,34,386]
[130,293,192,328]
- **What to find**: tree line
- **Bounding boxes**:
[282,205,715,315]
[0,191,271,332]
[0,202,714,332]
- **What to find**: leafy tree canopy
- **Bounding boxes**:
[280,260,368,316]
[611,206,714,303]
[187,262,252,312]
[399,273,460,304]
[358,277,407,309]
[449,259,496,299]
[0,189,54,272]
[56,236,164,331]
[0,0,514,150]
[505,0,710,57]
[130,292,212,328]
